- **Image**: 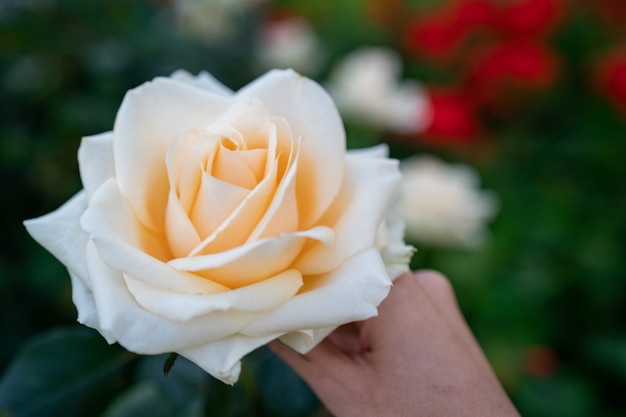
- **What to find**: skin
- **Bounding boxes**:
[270,270,520,417]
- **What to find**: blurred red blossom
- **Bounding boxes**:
[593,48,626,116]
[494,0,563,38]
[466,40,560,113]
[404,0,495,61]
[421,88,481,143]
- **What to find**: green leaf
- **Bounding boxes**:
[0,327,134,417]
[100,382,203,417]
[246,347,320,417]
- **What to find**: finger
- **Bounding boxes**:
[269,338,360,400]
[413,270,504,387]
[326,323,365,355]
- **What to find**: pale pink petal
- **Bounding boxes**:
[237,69,346,228]
[114,77,231,232]
[78,132,115,198]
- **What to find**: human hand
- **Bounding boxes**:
[270,270,520,417]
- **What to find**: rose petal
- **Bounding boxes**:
[179,332,280,385]
[292,150,402,274]
[24,192,90,283]
[247,135,301,241]
[189,160,278,256]
[278,326,336,353]
[78,132,115,198]
[114,77,231,232]
[170,226,334,288]
[237,69,346,228]
[170,69,234,96]
[69,271,111,341]
[82,179,226,294]
[85,240,257,353]
[189,172,250,242]
[165,189,202,259]
[240,247,391,337]
[124,269,303,321]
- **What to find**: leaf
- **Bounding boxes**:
[0,327,134,417]
[246,347,320,417]
[100,382,203,417]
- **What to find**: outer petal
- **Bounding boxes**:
[68,271,111,341]
[170,227,333,288]
[179,332,281,385]
[124,269,303,321]
[170,69,234,96]
[114,77,232,232]
[81,179,222,294]
[84,240,256,353]
[78,132,115,199]
[292,151,401,274]
[24,192,90,283]
[237,69,346,228]
[240,247,391,337]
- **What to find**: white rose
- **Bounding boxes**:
[256,16,326,76]
[396,155,498,248]
[327,47,431,134]
[24,69,411,384]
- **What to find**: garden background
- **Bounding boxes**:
[1,0,625,416]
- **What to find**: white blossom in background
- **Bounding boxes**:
[395,156,498,249]
[256,16,326,76]
[327,47,431,134]
[173,0,263,43]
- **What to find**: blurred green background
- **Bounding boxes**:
[1,0,625,416]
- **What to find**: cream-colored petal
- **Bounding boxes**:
[211,143,259,189]
[237,69,346,228]
[292,151,401,274]
[190,172,250,241]
[78,132,115,199]
[81,179,224,294]
[85,240,256,353]
[165,190,202,259]
[241,247,391,337]
[114,77,231,232]
[170,69,234,96]
[189,160,278,256]
[278,326,336,354]
[247,136,300,241]
[124,269,303,321]
[179,332,281,385]
[68,271,116,342]
[207,97,273,151]
[24,191,90,283]
[170,226,333,288]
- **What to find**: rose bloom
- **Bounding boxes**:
[420,88,480,143]
[24,69,413,384]
[327,47,430,134]
[255,15,326,76]
[395,155,498,248]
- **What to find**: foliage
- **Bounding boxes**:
[1,0,625,416]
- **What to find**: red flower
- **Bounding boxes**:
[404,0,495,61]
[494,0,563,38]
[421,88,481,143]
[593,48,626,116]
[466,40,559,113]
